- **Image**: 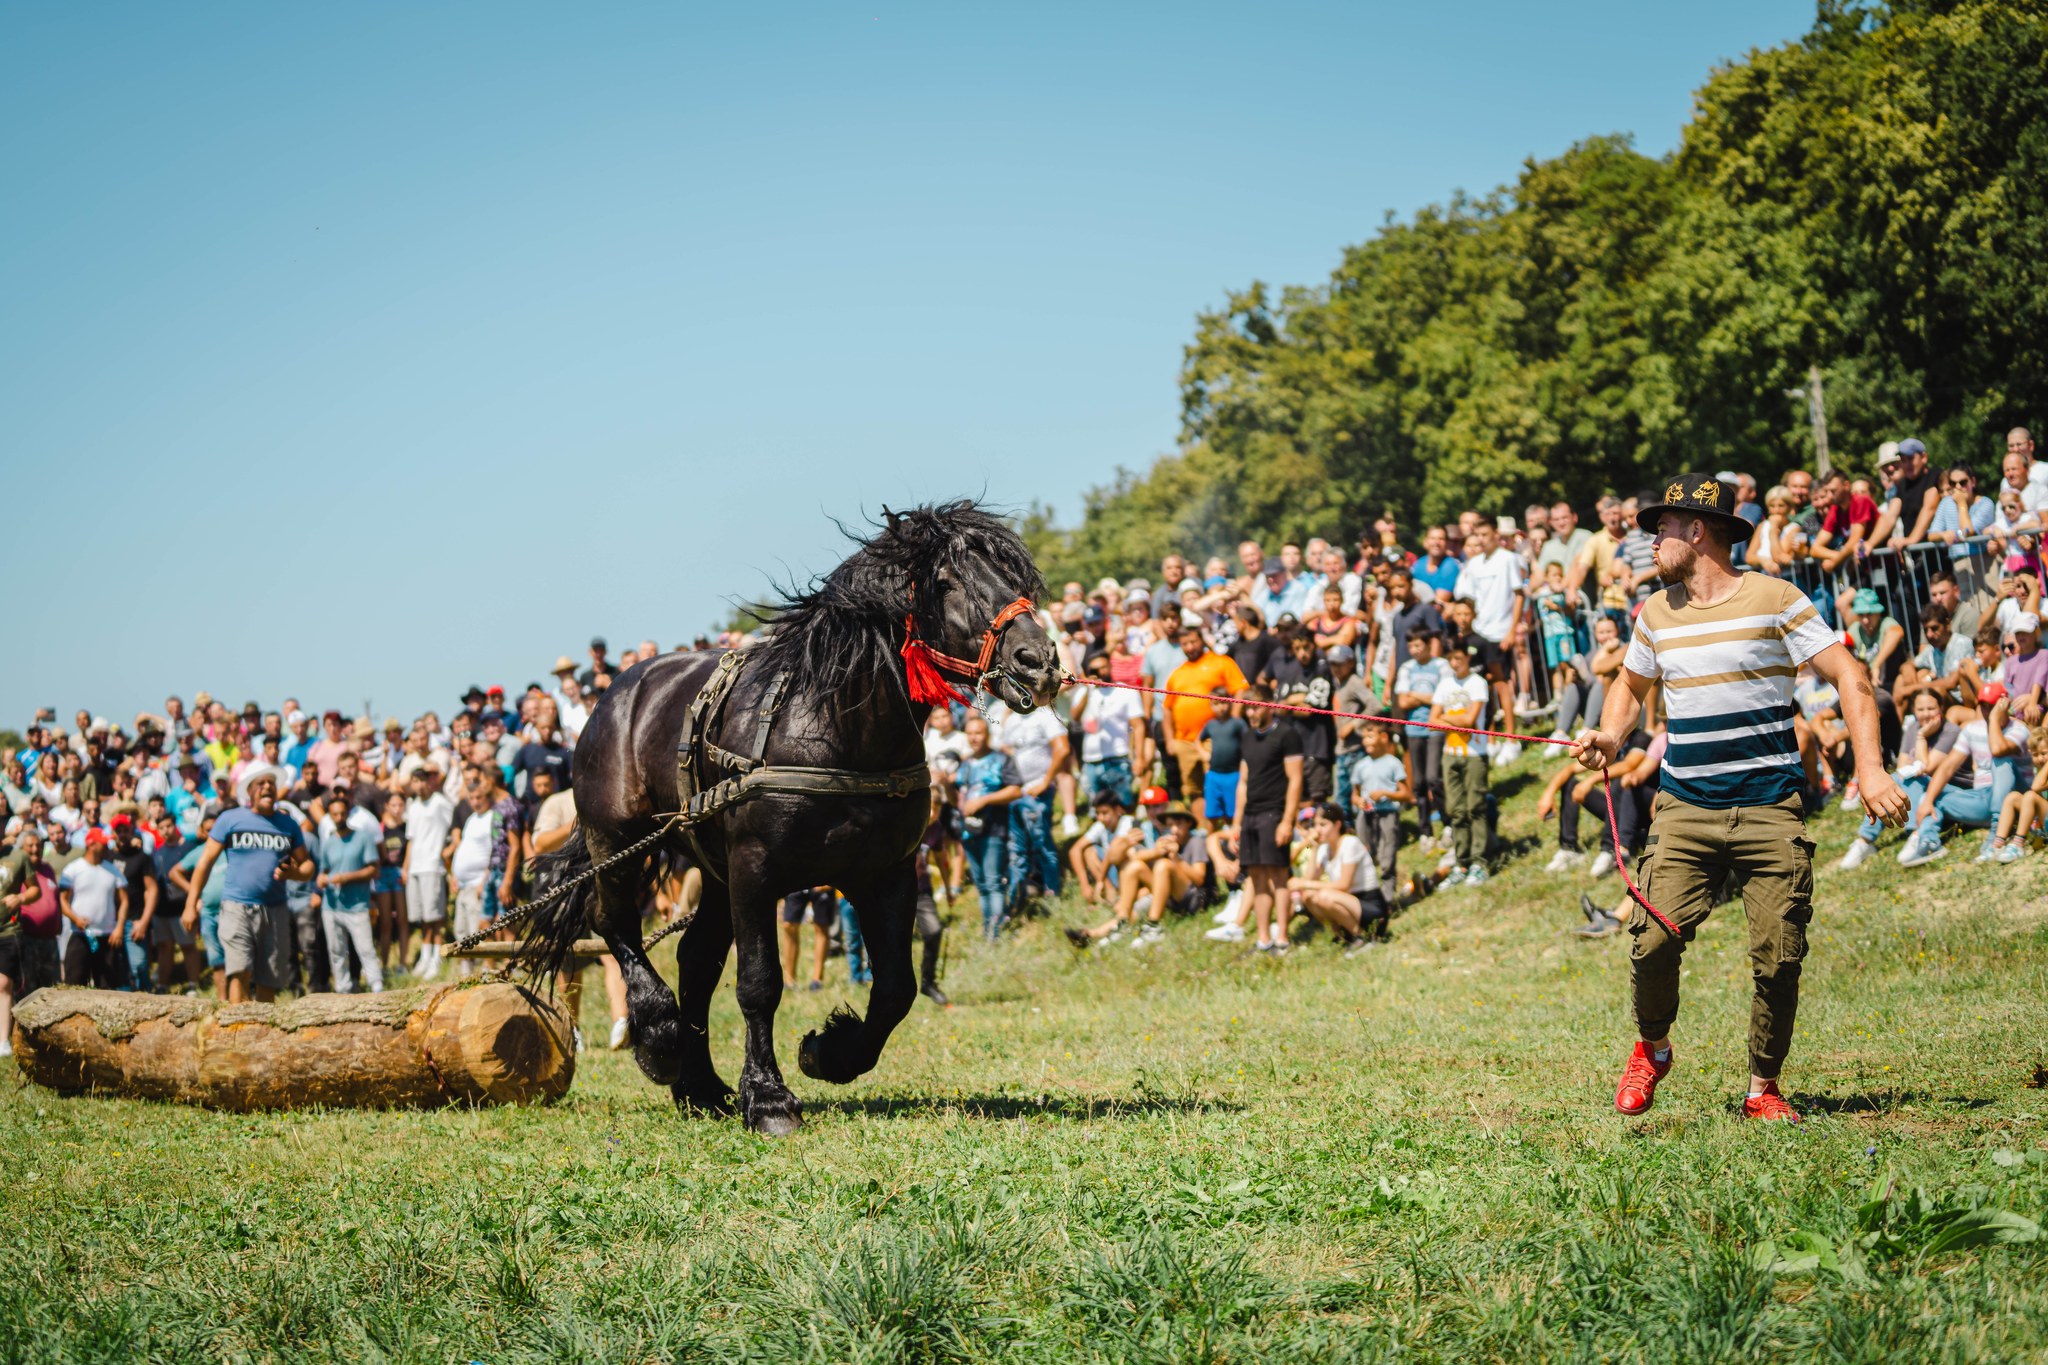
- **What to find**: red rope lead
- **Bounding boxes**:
[1063,674,1680,939]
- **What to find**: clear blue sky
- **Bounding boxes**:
[1,0,1811,729]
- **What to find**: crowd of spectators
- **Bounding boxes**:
[918,426,2048,948]
[3,427,2042,1043]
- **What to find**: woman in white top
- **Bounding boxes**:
[1745,485,1807,577]
[1286,804,1385,945]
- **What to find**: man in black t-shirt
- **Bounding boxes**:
[1231,684,1303,955]
[514,698,574,798]
[112,816,160,992]
[1874,437,1942,549]
[1261,632,1335,802]
[1228,606,1280,685]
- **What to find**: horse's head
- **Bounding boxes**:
[888,503,1059,713]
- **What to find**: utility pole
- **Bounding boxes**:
[1785,364,1831,479]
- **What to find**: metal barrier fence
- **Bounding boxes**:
[1511,534,2018,724]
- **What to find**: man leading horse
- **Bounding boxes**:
[1574,475,1910,1123]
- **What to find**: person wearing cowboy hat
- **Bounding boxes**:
[1575,474,1909,1123]
[180,764,314,1003]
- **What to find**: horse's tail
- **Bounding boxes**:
[518,831,598,987]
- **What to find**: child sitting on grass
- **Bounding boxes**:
[1985,725,2048,864]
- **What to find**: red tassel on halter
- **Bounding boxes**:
[902,619,966,706]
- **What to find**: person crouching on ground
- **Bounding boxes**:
[1230,684,1303,954]
[1087,801,1210,951]
[1067,788,1136,910]
[1574,474,1908,1124]
[1288,803,1388,953]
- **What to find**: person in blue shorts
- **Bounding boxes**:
[1198,691,1248,827]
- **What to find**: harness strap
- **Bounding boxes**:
[685,762,932,821]
[904,596,1036,679]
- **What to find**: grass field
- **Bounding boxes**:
[4,778,2046,1363]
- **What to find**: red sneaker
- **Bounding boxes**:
[1741,1081,1801,1123]
[1614,1041,1671,1115]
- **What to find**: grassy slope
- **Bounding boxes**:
[3,774,2045,1363]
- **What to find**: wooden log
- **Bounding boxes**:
[10,983,575,1111]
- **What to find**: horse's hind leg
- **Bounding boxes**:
[668,876,736,1116]
[726,868,803,1136]
[799,858,916,1085]
[587,827,684,1087]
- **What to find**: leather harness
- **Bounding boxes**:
[672,650,931,880]
[669,595,1036,881]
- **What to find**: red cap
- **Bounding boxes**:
[1139,785,1169,807]
[109,813,134,828]
[1979,682,2009,706]
[487,685,505,697]
[84,828,110,847]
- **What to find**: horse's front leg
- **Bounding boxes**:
[726,865,803,1136]
[588,829,683,1087]
[799,858,916,1085]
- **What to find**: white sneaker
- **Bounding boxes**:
[1214,889,1242,924]
[1131,923,1164,949]
[1899,837,1948,868]
[1205,922,1246,943]
[1548,849,1586,874]
[608,1017,630,1050]
[1439,867,1466,889]
[1548,729,1570,743]
[1838,838,1878,871]
[0,1039,12,1058]
[573,1027,586,1054]
[1587,851,1615,879]
[1494,740,1523,765]
[1061,813,1080,838]
[1997,841,2027,864]
[1437,848,1458,874]
[1839,781,1862,812]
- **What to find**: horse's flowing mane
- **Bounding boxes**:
[752,500,1046,710]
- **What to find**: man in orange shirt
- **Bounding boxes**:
[1164,622,1249,797]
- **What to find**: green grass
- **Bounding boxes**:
[5,777,2047,1362]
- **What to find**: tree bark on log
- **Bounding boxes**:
[10,983,575,1111]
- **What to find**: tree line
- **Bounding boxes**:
[1023,0,2047,585]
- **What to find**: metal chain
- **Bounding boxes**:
[444,812,685,967]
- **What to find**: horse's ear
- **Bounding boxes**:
[881,505,901,534]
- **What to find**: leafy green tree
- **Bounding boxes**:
[1029,0,2047,584]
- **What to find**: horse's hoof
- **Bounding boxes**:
[631,1039,682,1087]
[797,1032,826,1081]
[747,1104,804,1137]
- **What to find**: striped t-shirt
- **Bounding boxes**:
[1624,574,1837,808]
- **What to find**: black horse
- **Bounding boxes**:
[522,502,1057,1134]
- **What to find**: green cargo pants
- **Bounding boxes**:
[1442,752,1492,870]
[1628,793,1815,1079]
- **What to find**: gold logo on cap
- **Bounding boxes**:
[1694,480,1721,504]
[1665,482,1685,505]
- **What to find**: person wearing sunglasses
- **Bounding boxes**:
[1930,465,1996,563]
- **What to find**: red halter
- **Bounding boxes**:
[901,596,1036,706]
